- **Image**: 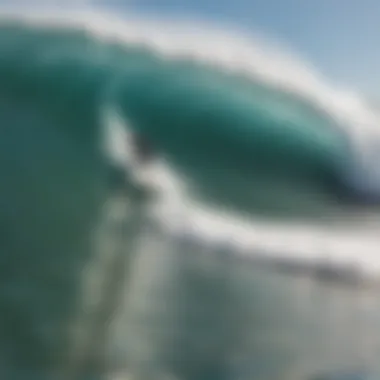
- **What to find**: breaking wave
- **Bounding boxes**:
[1,7,380,267]
[2,7,380,379]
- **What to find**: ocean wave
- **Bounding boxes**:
[2,7,380,379]
[0,8,373,209]
[0,8,380,264]
[0,6,379,254]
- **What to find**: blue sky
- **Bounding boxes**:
[102,0,380,98]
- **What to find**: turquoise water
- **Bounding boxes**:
[0,16,359,218]
[1,11,380,380]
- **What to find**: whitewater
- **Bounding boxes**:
[2,5,380,380]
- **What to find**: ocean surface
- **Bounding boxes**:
[2,7,380,380]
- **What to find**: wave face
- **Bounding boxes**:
[2,8,380,380]
[1,10,378,219]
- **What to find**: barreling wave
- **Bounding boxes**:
[1,7,380,265]
[2,7,380,219]
[0,7,380,267]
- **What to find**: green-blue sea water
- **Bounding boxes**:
[0,12,380,380]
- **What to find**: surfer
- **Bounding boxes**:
[107,130,156,197]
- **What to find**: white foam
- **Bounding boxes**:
[2,5,380,278]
